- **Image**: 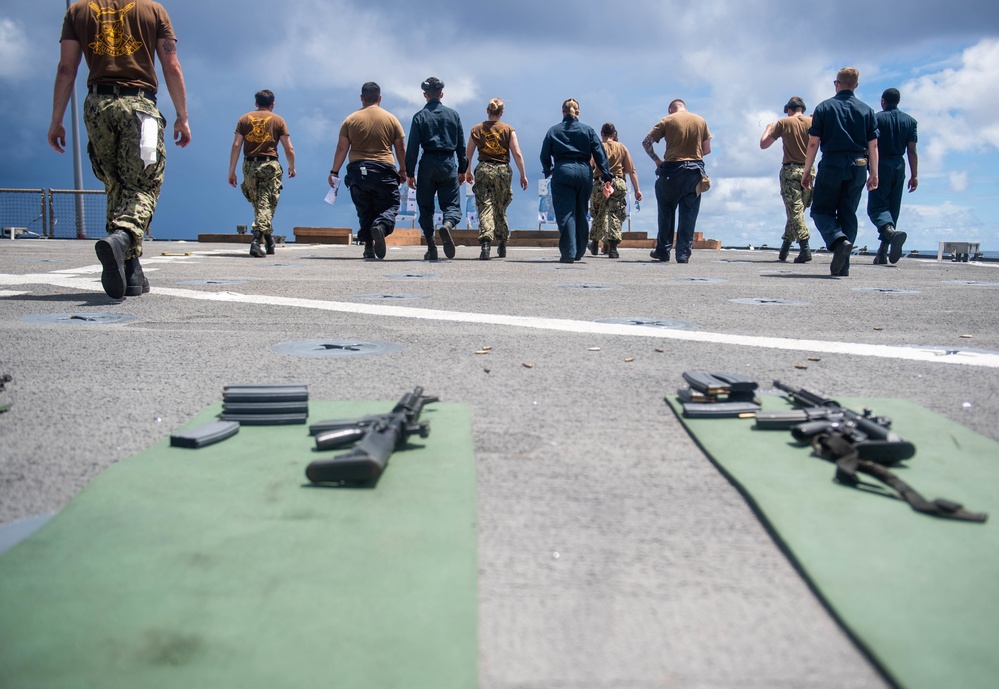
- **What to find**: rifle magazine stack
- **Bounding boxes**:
[220,384,309,425]
[678,371,761,418]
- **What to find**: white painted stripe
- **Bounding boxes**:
[5,270,999,368]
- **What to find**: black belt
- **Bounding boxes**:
[245,156,278,162]
[422,150,454,156]
[782,162,805,166]
[89,84,156,103]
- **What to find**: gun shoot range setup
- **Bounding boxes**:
[2,239,999,689]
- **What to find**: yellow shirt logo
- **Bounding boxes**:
[481,130,506,158]
[89,2,142,57]
[246,116,274,144]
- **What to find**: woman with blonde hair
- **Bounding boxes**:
[464,98,529,259]
[588,122,643,258]
[540,98,613,262]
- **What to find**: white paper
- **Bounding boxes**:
[137,113,158,168]
[324,177,341,205]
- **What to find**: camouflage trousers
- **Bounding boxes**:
[472,162,513,242]
[779,164,812,243]
[241,159,284,236]
[588,177,628,242]
[84,93,167,259]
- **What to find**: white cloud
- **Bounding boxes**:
[903,38,999,169]
[0,19,32,81]
[950,170,969,192]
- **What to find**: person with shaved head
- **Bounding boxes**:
[867,87,918,265]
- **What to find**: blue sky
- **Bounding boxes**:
[2,0,998,250]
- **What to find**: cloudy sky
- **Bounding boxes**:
[2,0,998,250]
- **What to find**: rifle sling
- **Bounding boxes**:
[812,432,988,523]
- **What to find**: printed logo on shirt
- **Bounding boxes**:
[481,130,507,158]
[246,116,274,144]
[89,2,142,57]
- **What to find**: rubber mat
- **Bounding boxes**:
[0,400,477,689]
[667,395,999,689]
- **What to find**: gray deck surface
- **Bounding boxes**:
[2,239,998,689]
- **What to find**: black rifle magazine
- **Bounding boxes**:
[682,371,758,395]
[222,385,309,404]
[170,420,240,448]
[682,401,761,418]
[219,412,308,425]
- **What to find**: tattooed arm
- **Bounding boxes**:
[157,38,191,147]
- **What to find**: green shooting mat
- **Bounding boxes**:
[0,400,477,689]
[666,395,999,689]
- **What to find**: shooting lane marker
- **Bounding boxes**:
[5,268,999,369]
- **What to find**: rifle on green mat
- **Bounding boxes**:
[306,387,438,484]
[756,380,986,523]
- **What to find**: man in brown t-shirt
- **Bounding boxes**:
[328,82,407,260]
[48,0,191,300]
[229,89,296,257]
[642,99,712,263]
[760,96,813,263]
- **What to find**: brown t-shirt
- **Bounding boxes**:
[594,140,627,179]
[339,106,405,167]
[770,114,812,165]
[470,120,513,164]
[647,110,711,162]
[61,0,175,92]
[236,110,289,159]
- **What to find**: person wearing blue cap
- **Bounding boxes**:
[405,77,467,261]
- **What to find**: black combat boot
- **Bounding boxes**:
[370,223,387,259]
[94,229,131,299]
[829,238,853,275]
[362,242,375,259]
[588,239,599,256]
[608,241,620,259]
[264,233,275,255]
[249,230,265,257]
[496,241,507,258]
[479,240,491,260]
[882,224,907,264]
[778,239,792,262]
[438,222,456,259]
[873,240,889,265]
[124,256,150,296]
[424,238,439,261]
[793,240,812,263]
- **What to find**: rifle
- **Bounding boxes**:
[305,387,438,484]
[757,380,986,523]
[755,380,914,465]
